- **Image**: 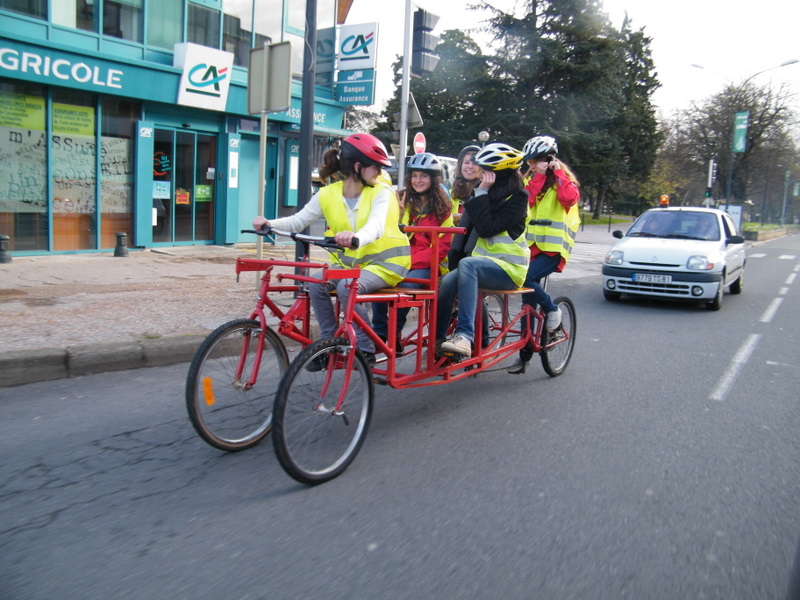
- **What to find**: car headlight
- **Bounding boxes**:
[605,250,624,265]
[687,255,714,270]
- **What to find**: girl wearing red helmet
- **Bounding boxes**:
[253,133,410,364]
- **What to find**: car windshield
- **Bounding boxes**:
[628,212,719,240]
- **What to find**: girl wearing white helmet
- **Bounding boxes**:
[372,152,454,355]
[253,133,410,365]
[516,135,580,364]
[436,142,530,356]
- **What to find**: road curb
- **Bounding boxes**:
[0,335,208,388]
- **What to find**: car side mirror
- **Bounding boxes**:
[612,230,624,239]
[726,235,745,245]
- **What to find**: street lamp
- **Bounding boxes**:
[478,130,489,146]
[693,59,799,209]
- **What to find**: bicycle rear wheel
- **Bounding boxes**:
[186,319,288,451]
[482,293,508,347]
[541,296,576,377]
[272,338,374,485]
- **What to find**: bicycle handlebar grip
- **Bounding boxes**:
[350,237,359,249]
[528,219,553,226]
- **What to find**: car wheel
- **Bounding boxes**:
[603,289,621,301]
[706,282,723,311]
[730,270,743,294]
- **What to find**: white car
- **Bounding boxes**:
[602,207,746,310]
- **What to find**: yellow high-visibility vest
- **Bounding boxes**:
[318,182,410,286]
[526,186,580,263]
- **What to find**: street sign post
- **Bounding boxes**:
[413,132,426,154]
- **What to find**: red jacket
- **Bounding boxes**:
[404,209,454,271]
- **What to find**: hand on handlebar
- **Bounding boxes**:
[334,231,358,249]
[253,216,271,233]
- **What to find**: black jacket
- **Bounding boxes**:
[447,188,528,270]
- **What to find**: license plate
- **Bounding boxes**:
[633,273,672,284]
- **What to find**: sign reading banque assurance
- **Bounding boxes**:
[174,43,234,112]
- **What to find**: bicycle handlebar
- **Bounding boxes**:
[242,228,359,250]
[529,219,553,226]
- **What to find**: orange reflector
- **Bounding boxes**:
[203,377,215,406]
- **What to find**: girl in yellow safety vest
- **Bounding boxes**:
[253,133,410,366]
[520,135,580,338]
[437,142,529,356]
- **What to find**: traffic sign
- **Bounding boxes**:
[413,132,426,154]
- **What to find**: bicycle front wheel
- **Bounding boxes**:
[186,319,289,451]
[541,296,576,377]
[272,338,374,485]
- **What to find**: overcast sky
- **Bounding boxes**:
[346,0,800,120]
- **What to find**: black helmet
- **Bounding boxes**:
[457,145,481,161]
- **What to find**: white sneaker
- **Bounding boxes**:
[441,334,471,356]
[545,307,562,332]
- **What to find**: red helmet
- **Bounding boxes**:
[341,133,392,168]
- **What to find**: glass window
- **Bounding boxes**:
[253,0,281,46]
[0,81,47,251]
[286,32,304,77]
[146,0,182,49]
[51,90,97,251]
[188,3,220,48]
[285,0,304,33]
[223,0,254,66]
[104,0,143,42]
[153,129,173,243]
[0,0,46,20]
[100,98,138,250]
[194,134,216,240]
[174,130,194,241]
[52,0,95,31]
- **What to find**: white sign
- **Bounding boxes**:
[174,43,234,112]
[337,23,379,71]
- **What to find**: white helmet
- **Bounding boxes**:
[407,152,442,174]
[522,135,558,161]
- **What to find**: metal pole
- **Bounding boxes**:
[725,152,734,211]
[256,104,268,262]
[296,0,318,261]
[397,0,413,189]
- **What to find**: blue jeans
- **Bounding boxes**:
[521,253,560,314]
[309,268,387,353]
[371,268,430,339]
[436,256,517,343]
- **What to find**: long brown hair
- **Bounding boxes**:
[450,146,480,201]
[402,170,451,223]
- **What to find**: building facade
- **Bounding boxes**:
[0,0,349,254]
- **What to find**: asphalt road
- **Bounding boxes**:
[2,234,799,599]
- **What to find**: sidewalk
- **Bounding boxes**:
[0,224,620,388]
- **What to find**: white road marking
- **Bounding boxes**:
[779,287,789,295]
[778,255,796,260]
[710,334,761,401]
[748,253,767,258]
[759,298,783,323]
[786,273,797,285]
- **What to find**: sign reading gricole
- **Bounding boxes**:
[0,48,123,89]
